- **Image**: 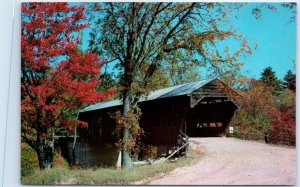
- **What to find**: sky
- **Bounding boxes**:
[80,3,296,81]
[233,3,296,80]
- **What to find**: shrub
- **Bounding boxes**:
[21,143,69,178]
[21,143,39,178]
[140,145,158,160]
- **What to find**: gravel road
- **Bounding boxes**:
[147,137,296,185]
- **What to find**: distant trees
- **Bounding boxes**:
[232,67,296,145]
[283,70,296,92]
[270,88,296,145]
[232,79,277,140]
[260,66,282,94]
[260,67,296,94]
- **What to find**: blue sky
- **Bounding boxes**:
[234,3,296,80]
[80,3,296,80]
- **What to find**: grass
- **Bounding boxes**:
[22,149,199,185]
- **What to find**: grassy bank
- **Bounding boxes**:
[22,149,198,185]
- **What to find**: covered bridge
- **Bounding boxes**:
[60,79,238,166]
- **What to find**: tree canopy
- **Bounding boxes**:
[283,70,296,92]
[21,2,115,169]
[232,68,295,145]
[87,2,256,168]
[260,66,282,94]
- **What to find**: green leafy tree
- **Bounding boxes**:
[232,79,296,145]
[232,80,278,140]
[164,62,201,85]
[97,73,117,92]
[88,2,254,168]
[134,63,171,92]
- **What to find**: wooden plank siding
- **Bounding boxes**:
[140,96,190,146]
[78,106,119,146]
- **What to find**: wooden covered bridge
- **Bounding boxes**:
[60,79,238,166]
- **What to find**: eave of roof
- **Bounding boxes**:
[80,79,215,113]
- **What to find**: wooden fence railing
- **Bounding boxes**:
[153,131,190,165]
[153,142,189,165]
[229,131,296,146]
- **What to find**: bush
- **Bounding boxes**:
[54,150,69,168]
[21,143,69,178]
[231,80,276,141]
[21,143,39,178]
[140,145,158,160]
[232,81,296,146]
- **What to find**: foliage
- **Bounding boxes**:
[269,107,296,146]
[21,2,116,169]
[260,66,282,95]
[164,62,201,86]
[283,70,296,92]
[139,145,158,160]
[22,148,198,185]
[97,74,117,92]
[269,89,296,145]
[231,80,277,140]
[133,63,171,95]
[232,75,296,145]
[21,143,69,178]
[111,108,144,153]
[252,3,296,23]
[53,151,69,168]
[251,3,277,20]
[89,3,253,89]
[277,89,295,108]
[21,143,39,178]
[281,3,296,23]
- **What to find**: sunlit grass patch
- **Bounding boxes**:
[22,149,198,185]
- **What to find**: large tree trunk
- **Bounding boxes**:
[121,87,132,169]
[36,138,54,169]
[35,119,55,169]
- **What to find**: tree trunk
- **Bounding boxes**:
[122,87,132,169]
[35,118,55,169]
[36,138,54,169]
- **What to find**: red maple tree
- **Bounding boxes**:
[21,2,115,169]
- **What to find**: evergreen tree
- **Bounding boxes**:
[283,70,296,92]
[260,67,282,94]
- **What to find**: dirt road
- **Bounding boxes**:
[147,137,296,185]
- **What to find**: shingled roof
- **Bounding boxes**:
[80,79,216,113]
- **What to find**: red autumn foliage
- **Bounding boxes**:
[232,79,296,146]
[21,2,116,160]
[269,96,296,146]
